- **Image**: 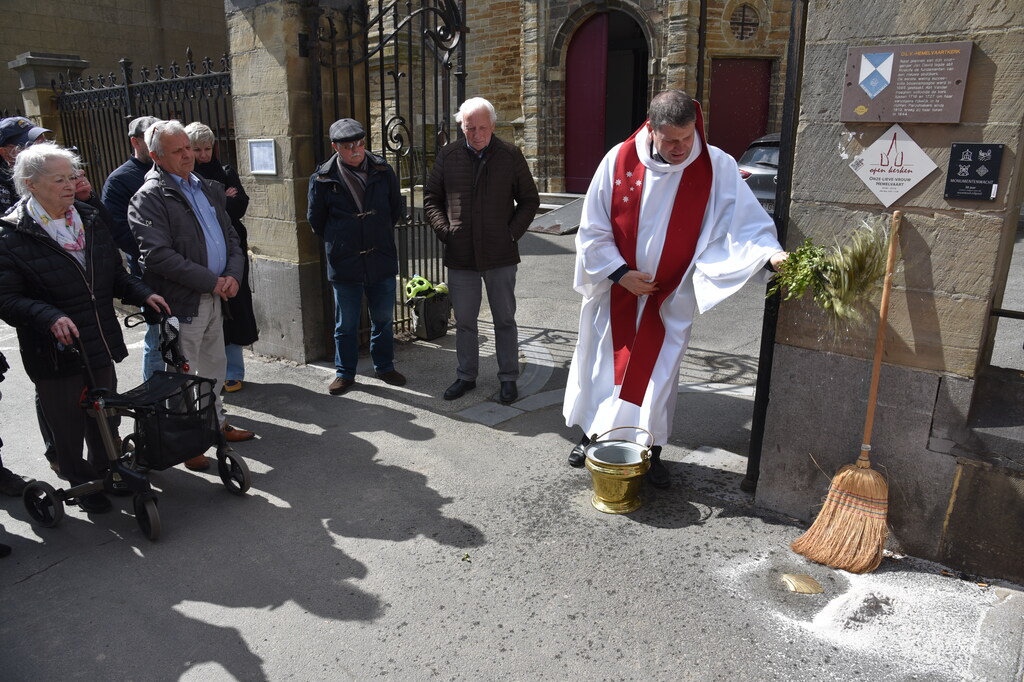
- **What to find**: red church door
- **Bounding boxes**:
[564,14,608,193]
[708,59,773,160]
[564,12,649,193]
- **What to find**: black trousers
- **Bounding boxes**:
[33,365,117,486]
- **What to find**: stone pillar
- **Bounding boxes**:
[755,1,1024,582]
[7,52,90,141]
[225,0,343,363]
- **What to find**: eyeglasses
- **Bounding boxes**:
[336,139,365,151]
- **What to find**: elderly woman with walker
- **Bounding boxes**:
[0,143,169,514]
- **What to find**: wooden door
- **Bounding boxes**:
[709,59,772,160]
[564,13,609,193]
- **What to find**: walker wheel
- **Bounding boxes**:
[23,481,64,527]
[217,449,251,495]
[120,434,139,467]
[133,494,161,541]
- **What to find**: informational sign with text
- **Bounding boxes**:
[849,124,938,207]
[841,41,972,123]
[944,143,1004,201]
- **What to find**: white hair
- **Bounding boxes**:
[12,142,81,199]
[184,121,215,146]
[145,119,186,157]
[456,97,496,125]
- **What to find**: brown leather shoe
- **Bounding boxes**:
[184,455,211,471]
[329,377,355,395]
[222,424,256,442]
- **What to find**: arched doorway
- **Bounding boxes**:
[564,11,649,193]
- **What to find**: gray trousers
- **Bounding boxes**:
[176,293,228,427]
[448,265,519,382]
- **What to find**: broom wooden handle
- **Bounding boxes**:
[858,210,902,466]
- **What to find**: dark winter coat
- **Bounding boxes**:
[128,165,244,318]
[0,158,16,217]
[0,200,154,380]
[307,151,402,284]
[423,135,540,271]
[194,158,259,346]
[100,156,151,259]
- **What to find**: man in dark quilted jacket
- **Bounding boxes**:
[424,97,539,405]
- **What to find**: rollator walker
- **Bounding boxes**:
[22,314,252,541]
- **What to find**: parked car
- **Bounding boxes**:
[738,132,780,214]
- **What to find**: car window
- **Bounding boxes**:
[739,145,779,168]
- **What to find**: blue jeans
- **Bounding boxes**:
[225,343,244,381]
[332,278,396,379]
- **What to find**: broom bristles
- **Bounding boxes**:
[791,463,888,574]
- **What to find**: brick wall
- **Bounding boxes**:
[465,1,525,125]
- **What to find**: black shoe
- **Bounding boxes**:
[443,379,476,401]
[568,435,590,468]
[499,381,517,404]
[0,467,27,497]
[375,370,407,386]
[0,543,10,558]
[646,446,671,489]
[74,492,113,514]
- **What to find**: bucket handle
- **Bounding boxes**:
[590,426,655,460]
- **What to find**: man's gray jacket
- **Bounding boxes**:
[128,164,244,318]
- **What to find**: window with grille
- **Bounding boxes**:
[730,5,760,41]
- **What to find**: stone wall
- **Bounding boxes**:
[226,0,345,364]
[756,0,1024,583]
[0,0,228,113]
[465,1,524,124]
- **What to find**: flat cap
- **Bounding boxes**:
[128,116,161,138]
[329,118,365,143]
[0,117,50,148]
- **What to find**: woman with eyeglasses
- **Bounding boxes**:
[0,143,169,513]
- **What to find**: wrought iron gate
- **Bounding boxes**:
[308,0,467,333]
[53,50,234,189]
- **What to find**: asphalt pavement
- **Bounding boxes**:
[0,230,1021,681]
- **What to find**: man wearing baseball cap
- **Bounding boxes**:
[0,117,51,214]
[308,118,406,395]
[102,115,163,381]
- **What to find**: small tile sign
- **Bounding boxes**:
[944,143,1004,201]
[849,124,938,208]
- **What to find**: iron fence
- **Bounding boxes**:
[52,50,234,189]
[309,0,467,334]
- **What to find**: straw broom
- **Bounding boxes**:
[791,210,902,574]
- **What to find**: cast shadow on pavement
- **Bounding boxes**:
[1,381,485,681]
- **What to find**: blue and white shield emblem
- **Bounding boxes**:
[859,52,894,99]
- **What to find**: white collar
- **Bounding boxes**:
[634,125,702,173]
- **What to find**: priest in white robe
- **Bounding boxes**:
[563,89,787,488]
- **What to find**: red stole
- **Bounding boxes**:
[609,103,713,406]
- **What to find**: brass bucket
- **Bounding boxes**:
[584,427,653,514]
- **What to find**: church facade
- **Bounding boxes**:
[464,0,793,191]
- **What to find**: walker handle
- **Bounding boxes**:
[590,426,655,456]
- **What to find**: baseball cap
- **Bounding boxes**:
[0,117,51,147]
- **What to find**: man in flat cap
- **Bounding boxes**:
[308,118,406,395]
[102,115,163,381]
